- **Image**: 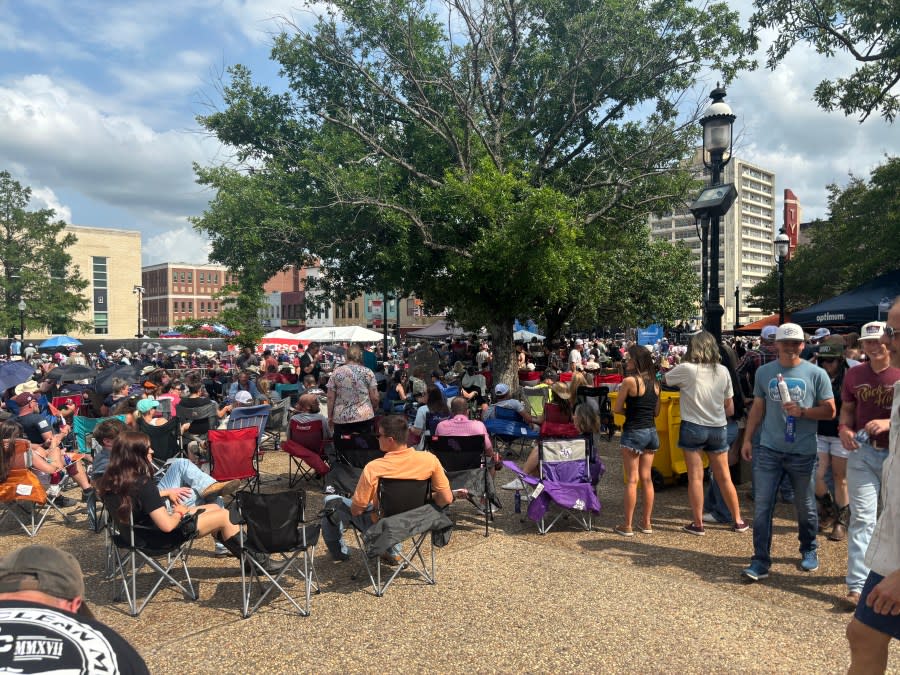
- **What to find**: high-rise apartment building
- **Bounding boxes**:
[650,153,777,326]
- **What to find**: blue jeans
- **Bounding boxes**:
[750,445,818,568]
[157,458,217,508]
[846,442,887,593]
[703,421,739,523]
[321,495,396,559]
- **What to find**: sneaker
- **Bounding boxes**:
[682,523,705,536]
[800,550,819,572]
[380,553,403,566]
[702,512,719,524]
[330,551,351,562]
[501,478,526,491]
[214,542,229,557]
[742,561,769,581]
[50,495,77,508]
[732,520,750,533]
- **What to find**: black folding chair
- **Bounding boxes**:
[106,509,202,617]
[576,385,615,440]
[235,489,320,618]
[428,434,494,536]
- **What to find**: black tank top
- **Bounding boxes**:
[624,376,657,430]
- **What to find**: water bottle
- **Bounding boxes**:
[777,374,795,443]
[856,429,870,444]
[514,489,522,513]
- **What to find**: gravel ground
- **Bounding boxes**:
[3,437,898,674]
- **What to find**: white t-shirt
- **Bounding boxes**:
[569,349,582,368]
[664,362,733,427]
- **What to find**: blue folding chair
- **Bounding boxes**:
[484,406,538,458]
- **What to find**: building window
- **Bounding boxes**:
[92,256,108,334]
[180,272,185,282]
[173,271,178,282]
[199,272,204,283]
[187,272,192,283]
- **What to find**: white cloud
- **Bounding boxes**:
[143,224,212,265]
[29,185,72,223]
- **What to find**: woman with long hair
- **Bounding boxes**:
[410,385,451,449]
[665,331,747,535]
[97,431,279,570]
[612,345,661,536]
[326,344,379,435]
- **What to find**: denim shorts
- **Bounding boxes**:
[855,572,900,640]
[816,434,850,459]
[620,427,659,454]
[678,420,728,453]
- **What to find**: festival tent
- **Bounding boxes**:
[293,325,386,343]
[257,329,309,353]
[513,329,545,342]
[733,314,782,334]
[791,270,900,327]
[406,320,469,339]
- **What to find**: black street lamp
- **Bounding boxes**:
[733,285,741,331]
[774,228,790,323]
[17,299,25,340]
[698,86,736,343]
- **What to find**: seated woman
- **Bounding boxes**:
[503,404,599,489]
[0,420,93,506]
[383,370,407,413]
[97,431,280,571]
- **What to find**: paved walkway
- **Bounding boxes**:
[4,441,898,673]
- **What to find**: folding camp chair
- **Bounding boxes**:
[227,404,271,448]
[274,383,300,406]
[234,489,320,618]
[137,416,184,470]
[0,440,76,536]
[350,478,452,597]
[283,419,330,487]
[484,405,539,458]
[107,509,202,617]
[261,398,290,453]
[428,434,496,537]
[156,397,174,420]
[208,427,260,492]
[326,433,382,497]
[576,385,616,440]
[522,385,550,423]
[504,435,601,534]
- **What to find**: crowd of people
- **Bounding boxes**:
[2,305,900,672]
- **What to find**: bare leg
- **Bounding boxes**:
[638,452,656,530]
[620,447,639,531]
[832,455,849,507]
[683,451,705,527]
[846,618,891,674]
[708,451,742,525]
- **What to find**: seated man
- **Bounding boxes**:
[320,414,453,562]
[482,383,534,424]
[435,396,497,472]
[300,374,325,398]
[290,393,332,440]
[431,370,450,395]
[227,370,261,401]
[0,545,150,674]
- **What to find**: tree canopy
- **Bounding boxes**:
[747,155,900,313]
[0,171,90,337]
[194,0,756,383]
[751,0,900,122]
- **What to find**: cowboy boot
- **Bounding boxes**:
[829,505,850,541]
[816,493,835,532]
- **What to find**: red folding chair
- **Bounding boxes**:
[282,419,330,487]
[208,427,260,492]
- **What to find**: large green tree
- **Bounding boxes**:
[747,155,900,313]
[0,171,90,337]
[194,0,755,386]
[751,0,900,122]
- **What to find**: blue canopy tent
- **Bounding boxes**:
[791,270,900,327]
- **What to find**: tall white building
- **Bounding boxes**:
[650,153,777,326]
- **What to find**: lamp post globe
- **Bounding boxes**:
[17,299,25,341]
[775,229,790,323]
[699,86,735,343]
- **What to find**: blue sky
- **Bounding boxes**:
[1,0,896,265]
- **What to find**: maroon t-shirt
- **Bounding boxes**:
[841,363,900,447]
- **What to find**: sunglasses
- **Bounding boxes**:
[885,325,897,340]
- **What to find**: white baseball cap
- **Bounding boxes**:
[760,325,778,341]
[775,323,805,341]
[859,321,886,341]
[811,327,831,342]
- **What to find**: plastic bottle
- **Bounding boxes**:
[514,489,522,513]
[856,429,870,444]
[777,374,795,443]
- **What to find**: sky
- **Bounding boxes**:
[0,0,896,266]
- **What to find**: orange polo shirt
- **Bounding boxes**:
[351,447,450,512]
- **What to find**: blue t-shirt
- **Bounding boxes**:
[754,359,833,454]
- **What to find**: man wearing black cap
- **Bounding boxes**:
[0,545,149,674]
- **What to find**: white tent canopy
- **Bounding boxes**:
[514,329,545,342]
[293,325,387,343]
[262,329,303,340]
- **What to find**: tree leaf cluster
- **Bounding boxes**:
[0,171,91,337]
[747,155,900,313]
[751,0,900,122]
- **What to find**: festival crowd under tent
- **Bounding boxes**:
[791,270,900,327]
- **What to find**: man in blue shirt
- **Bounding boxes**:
[740,323,836,581]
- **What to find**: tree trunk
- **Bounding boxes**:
[489,317,517,395]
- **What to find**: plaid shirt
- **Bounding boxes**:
[737,343,779,397]
[433,414,492,452]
